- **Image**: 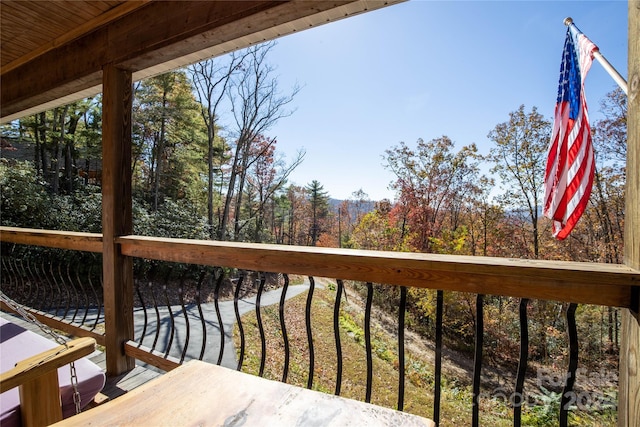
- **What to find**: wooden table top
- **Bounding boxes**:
[53,360,435,426]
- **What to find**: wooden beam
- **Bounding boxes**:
[19,370,61,427]
[124,341,181,373]
[1,0,378,121]
[619,2,640,426]
[116,235,640,308]
[0,226,102,253]
[101,64,134,376]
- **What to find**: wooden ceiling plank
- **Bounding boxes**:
[58,0,118,21]
[2,1,151,74]
[6,2,74,32]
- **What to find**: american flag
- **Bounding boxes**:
[543,24,598,240]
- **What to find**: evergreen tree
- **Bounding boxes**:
[306,180,329,246]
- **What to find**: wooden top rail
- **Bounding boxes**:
[0,226,102,253]
[2,227,638,308]
[116,235,640,309]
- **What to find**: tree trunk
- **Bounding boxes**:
[207,125,215,239]
[64,113,79,194]
[51,108,64,194]
[219,142,242,240]
[153,92,168,212]
[34,115,42,176]
[233,151,249,241]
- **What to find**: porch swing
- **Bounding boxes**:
[0,292,106,427]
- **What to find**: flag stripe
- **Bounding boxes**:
[543,24,597,240]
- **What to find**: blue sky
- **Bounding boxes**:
[264,0,628,201]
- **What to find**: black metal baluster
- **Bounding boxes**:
[364,282,374,403]
[66,263,81,322]
[398,286,407,411]
[13,258,26,303]
[136,281,148,347]
[234,274,245,371]
[17,258,29,303]
[36,260,47,312]
[514,298,529,427]
[334,279,344,395]
[26,261,40,309]
[19,259,31,302]
[88,266,102,331]
[0,257,10,296]
[434,289,443,424]
[150,282,161,352]
[49,261,63,316]
[1,257,14,293]
[472,294,484,427]
[279,274,290,383]
[560,303,578,427]
[40,260,55,314]
[59,264,72,318]
[305,276,315,389]
[163,281,176,358]
[7,257,18,288]
[2,257,14,298]
[214,269,225,365]
[0,257,8,287]
[256,273,267,377]
[178,275,190,363]
[76,267,89,325]
[195,269,207,360]
[97,271,104,329]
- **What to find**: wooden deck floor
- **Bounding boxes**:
[0,311,163,402]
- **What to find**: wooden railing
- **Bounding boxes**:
[3,226,637,306]
[1,225,639,425]
[115,234,639,308]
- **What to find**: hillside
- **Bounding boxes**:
[234,279,617,426]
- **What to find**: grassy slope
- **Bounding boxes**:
[233,282,615,426]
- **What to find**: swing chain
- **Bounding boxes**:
[2,293,66,345]
[1,291,83,414]
[70,361,82,413]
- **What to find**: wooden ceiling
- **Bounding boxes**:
[1,1,149,72]
[0,0,402,123]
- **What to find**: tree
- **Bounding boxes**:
[350,207,403,251]
[487,105,551,259]
[16,100,97,194]
[133,70,207,211]
[75,97,102,187]
[384,136,480,252]
[593,87,627,166]
[334,189,371,248]
[590,87,627,263]
[218,42,300,240]
[244,138,304,242]
[190,52,246,238]
[465,177,505,256]
[306,180,329,246]
[283,184,308,245]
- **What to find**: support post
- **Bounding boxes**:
[19,371,62,427]
[102,64,135,375]
[619,2,640,426]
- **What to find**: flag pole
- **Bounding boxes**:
[564,17,628,95]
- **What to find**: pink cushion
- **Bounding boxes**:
[0,317,105,426]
